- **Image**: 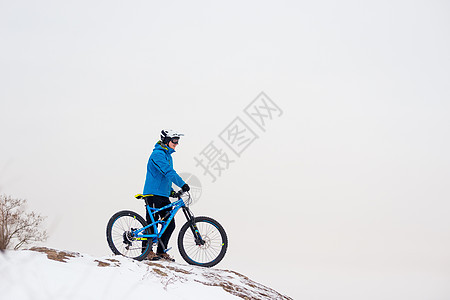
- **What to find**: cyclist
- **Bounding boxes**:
[142,129,190,261]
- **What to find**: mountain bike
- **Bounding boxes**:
[106,191,228,267]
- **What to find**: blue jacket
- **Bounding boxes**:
[143,141,186,197]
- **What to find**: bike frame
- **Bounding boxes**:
[131,197,195,245]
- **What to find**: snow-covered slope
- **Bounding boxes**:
[0,247,292,300]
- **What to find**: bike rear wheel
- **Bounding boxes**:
[106,210,151,261]
[178,216,228,267]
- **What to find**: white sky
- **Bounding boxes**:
[1,1,450,299]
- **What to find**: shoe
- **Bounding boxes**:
[157,253,175,262]
[147,251,161,261]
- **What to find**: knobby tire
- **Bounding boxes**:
[106,210,151,261]
[177,216,228,267]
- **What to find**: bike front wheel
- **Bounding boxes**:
[178,216,228,267]
[106,210,151,261]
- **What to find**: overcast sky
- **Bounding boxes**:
[1,1,450,299]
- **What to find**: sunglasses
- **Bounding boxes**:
[171,138,180,144]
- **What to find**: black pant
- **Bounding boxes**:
[144,195,175,254]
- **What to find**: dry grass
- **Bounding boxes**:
[153,268,168,277]
[95,260,111,267]
[29,247,78,263]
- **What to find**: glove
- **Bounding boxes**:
[181,183,190,192]
[169,190,178,198]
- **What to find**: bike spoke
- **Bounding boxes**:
[107,213,149,260]
[181,219,225,265]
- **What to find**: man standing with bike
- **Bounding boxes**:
[142,129,190,261]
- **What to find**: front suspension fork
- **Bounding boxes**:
[182,207,205,246]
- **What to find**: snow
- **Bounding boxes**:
[0,248,291,300]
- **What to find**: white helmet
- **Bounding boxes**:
[160,129,184,144]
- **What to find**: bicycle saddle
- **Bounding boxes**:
[135,194,153,199]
